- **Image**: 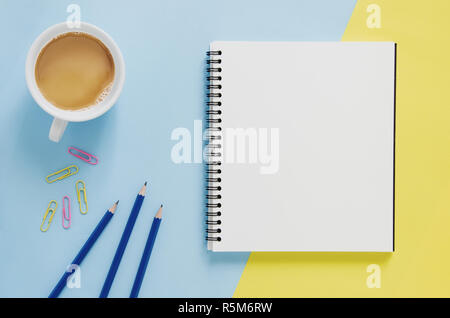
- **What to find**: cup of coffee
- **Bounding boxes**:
[26,22,125,142]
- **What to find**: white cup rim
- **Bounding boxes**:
[25,22,125,122]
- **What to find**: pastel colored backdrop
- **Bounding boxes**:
[0,0,357,297]
[235,0,450,297]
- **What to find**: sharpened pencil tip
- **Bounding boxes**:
[139,182,148,196]
[155,205,163,218]
[110,200,119,213]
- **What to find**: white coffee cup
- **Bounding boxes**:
[25,22,125,142]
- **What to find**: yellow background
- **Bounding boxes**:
[234,0,450,297]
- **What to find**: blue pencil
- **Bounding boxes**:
[48,200,119,298]
[130,205,163,298]
[99,182,147,298]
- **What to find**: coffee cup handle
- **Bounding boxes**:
[49,118,68,142]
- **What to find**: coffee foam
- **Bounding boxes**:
[95,82,113,105]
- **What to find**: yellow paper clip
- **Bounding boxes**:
[76,180,88,214]
[40,200,57,232]
[46,165,79,183]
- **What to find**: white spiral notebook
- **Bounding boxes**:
[205,42,396,252]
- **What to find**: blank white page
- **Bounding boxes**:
[208,42,395,252]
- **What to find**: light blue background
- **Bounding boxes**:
[0,0,356,297]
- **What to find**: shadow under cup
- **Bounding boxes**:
[25,22,125,142]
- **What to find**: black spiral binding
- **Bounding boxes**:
[206,50,222,243]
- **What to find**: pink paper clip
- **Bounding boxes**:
[62,196,71,229]
[68,147,98,165]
